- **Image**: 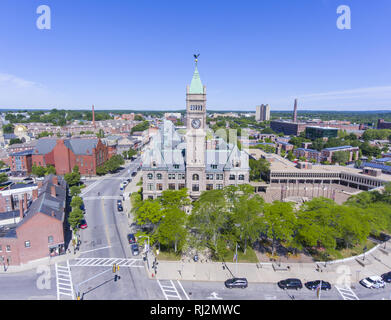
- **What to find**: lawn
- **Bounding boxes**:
[310,239,377,261]
[213,247,259,263]
[154,250,182,261]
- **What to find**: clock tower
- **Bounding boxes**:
[186,55,206,197]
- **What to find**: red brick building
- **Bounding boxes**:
[0,175,67,265]
[31,138,109,175]
[9,150,33,176]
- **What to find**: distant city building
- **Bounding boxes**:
[255,104,270,122]
[270,120,308,136]
[305,126,338,140]
[377,119,391,130]
[30,138,109,175]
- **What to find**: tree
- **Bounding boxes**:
[69,185,81,197]
[0,161,6,169]
[287,150,295,161]
[68,207,84,231]
[71,196,83,209]
[0,173,8,184]
[45,165,56,175]
[64,167,80,186]
[262,201,296,256]
[32,164,46,177]
[332,151,350,164]
[249,158,270,181]
[231,185,265,253]
[188,189,230,258]
[9,138,22,145]
[3,124,14,134]
[160,188,190,211]
[157,207,188,252]
[136,199,163,235]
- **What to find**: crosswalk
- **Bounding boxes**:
[69,257,144,268]
[335,286,360,300]
[55,260,75,300]
[157,279,190,300]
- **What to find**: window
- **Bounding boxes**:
[216,184,223,190]
[147,173,153,180]
[156,173,162,180]
[178,184,186,190]
[157,183,163,191]
[192,174,199,181]
[168,184,176,190]
[229,174,236,180]
[206,184,213,190]
[168,174,175,180]
[216,174,223,180]
[25,241,31,248]
[6,245,11,252]
[0,245,2,252]
[147,184,154,191]
[174,164,179,169]
[206,174,214,180]
[192,184,199,192]
[148,196,153,200]
[48,236,54,244]
[211,165,217,169]
[239,174,245,181]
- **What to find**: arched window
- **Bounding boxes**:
[192,174,199,181]
[239,174,245,181]
[147,173,153,179]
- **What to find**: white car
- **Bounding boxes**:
[122,181,128,186]
[360,276,385,289]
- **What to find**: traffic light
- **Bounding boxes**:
[117,265,120,272]
[112,263,117,273]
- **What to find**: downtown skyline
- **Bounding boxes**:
[0,0,390,111]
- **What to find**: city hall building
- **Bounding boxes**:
[142,59,250,200]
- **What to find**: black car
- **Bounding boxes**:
[304,280,331,291]
[278,278,303,290]
[127,233,136,244]
[224,278,248,289]
[381,272,391,283]
[117,204,123,211]
[131,171,137,177]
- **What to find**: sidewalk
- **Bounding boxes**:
[150,241,391,285]
[0,249,82,274]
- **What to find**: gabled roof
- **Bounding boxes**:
[34,138,57,155]
[64,138,98,155]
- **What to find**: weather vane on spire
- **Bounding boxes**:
[194,53,200,64]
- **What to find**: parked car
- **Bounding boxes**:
[304,280,331,291]
[126,178,131,183]
[127,233,136,244]
[79,219,88,229]
[278,278,303,290]
[120,184,124,191]
[131,243,139,256]
[360,276,385,289]
[224,278,248,289]
[123,181,128,186]
[381,272,391,283]
[117,203,123,211]
[131,171,137,177]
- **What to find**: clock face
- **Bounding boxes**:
[191,119,201,129]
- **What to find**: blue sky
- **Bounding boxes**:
[0,0,390,111]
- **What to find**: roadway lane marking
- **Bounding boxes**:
[69,257,144,268]
[55,261,75,300]
[79,245,112,255]
[177,280,190,300]
[335,286,359,300]
[157,279,182,300]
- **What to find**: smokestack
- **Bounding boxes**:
[92,105,96,128]
[19,199,24,220]
[32,188,38,200]
[293,98,298,123]
[51,185,56,198]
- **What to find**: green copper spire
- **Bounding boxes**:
[189,55,204,94]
